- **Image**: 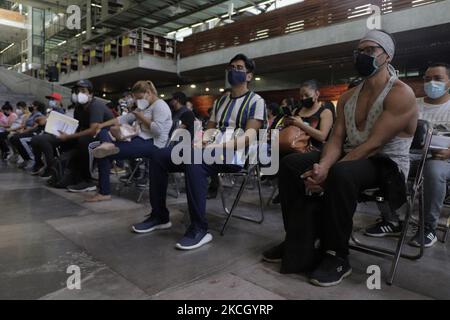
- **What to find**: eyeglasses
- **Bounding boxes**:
[226,65,247,72]
[353,45,383,58]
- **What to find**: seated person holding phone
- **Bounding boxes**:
[365,62,450,248]
[86,80,172,202]
[269,80,334,203]
[282,80,334,152]
[262,30,418,287]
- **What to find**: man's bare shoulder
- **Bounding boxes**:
[388,80,416,100]
[337,87,357,107]
[385,79,417,111]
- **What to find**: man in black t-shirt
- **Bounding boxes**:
[57,79,113,192]
[169,92,195,139]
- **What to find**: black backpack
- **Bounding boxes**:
[47,150,75,188]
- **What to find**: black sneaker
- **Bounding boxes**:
[364,219,402,237]
[409,229,437,248]
[262,242,284,263]
[309,251,352,287]
[67,181,97,193]
[31,165,45,175]
[40,168,52,180]
[131,216,172,234]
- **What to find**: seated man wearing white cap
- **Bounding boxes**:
[262,30,418,287]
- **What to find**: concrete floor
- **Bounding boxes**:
[1,162,449,300]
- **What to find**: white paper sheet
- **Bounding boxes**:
[44,111,79,137]
[430,135,450,150]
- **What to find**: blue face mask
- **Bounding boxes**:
[227,69,247,87]
[424,81,448,99]
[49,100,57,108]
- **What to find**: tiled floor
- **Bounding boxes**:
[1,163,449,300]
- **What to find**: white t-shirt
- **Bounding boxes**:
[418,97,450,130]
[118,99,172,148]
[210,91,266,166]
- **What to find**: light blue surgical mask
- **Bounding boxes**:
[424,81,448,99]
[49,100,57,108]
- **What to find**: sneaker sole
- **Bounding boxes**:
[92,146,120,159]
[309,268,353,287]
[67,186,97,193]
[132,221,172,234]
[262,256,282,263]
[31,168,45,176]
[175,233,213,250]
[364,231,401,238]
[409,237,437,248]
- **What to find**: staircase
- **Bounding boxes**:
[0,82,35,106]
[0,67,108,107]
[0,67,72,108]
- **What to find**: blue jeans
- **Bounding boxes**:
[423,160,450,229]
[96,129,157,195]
[380,159,450,231]
[150,146,241,232]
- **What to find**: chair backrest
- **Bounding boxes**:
[409,119,433,196]
[410,119,432,150]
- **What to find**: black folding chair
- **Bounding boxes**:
[219,143,265,236]
[350,119,433,285]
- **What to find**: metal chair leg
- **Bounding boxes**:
[117,159,142,194]
[136,188,145,203]
[350,185,425,285]
[171,173,180,198]
[387,183,425,285]
[255,164,265,224]
[220,174,249,235]
[387,202,412,285]
[444,220,449,243]
[267,183,278,207]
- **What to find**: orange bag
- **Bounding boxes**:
[278,117,319,153]
[278,126,311,153]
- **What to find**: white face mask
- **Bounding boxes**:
[77,92,89,105]
[71,93,78,104]
[136,98,150,110]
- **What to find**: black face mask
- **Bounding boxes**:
[354,53,385,78]
[301,97,315,108]
[282,106,292,116]
[28,107,34,113]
